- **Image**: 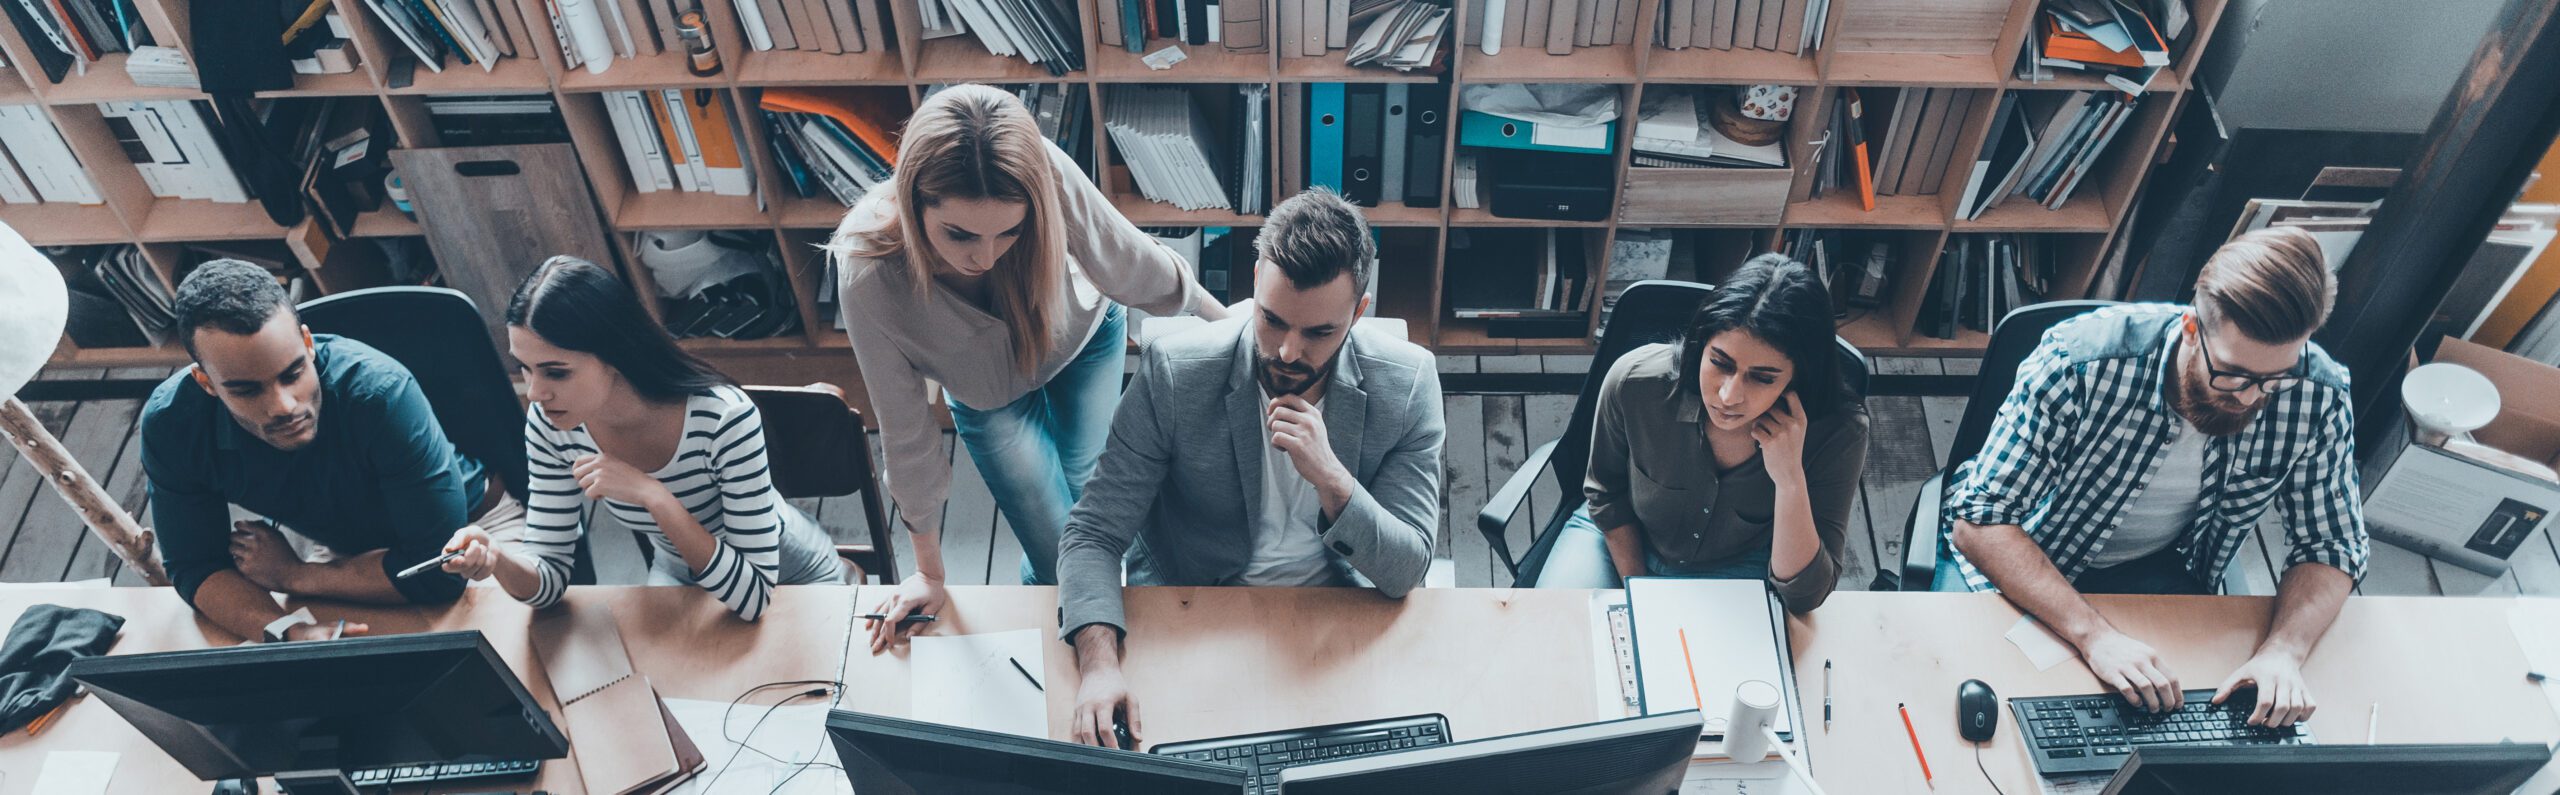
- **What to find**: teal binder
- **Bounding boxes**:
[1456,110,1616,155]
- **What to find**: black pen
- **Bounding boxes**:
[1822,659,1833,731]
[860,613,939,624]
[1009,657,1044,692]
[396,550,463,579]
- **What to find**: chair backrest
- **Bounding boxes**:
[1940,300,2120,474]
[742,385,874,499]
[296,286,529,501]
[1544,281,1873,501]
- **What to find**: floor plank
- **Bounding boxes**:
[942,435,999,586]
[62,398,148,581]
[1,396,136,581]
[1518,394,1572,583]
[0,401,81,570]
[2357,541,2441,596]
[1838,489,1879,592]
[1484,395,1530,588]
[1443,395,1491,588]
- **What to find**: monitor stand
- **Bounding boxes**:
[270,770,359,795]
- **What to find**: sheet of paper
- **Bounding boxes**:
[2035,773,2113,795]
[912,629,1049,738]
[1679,759,1807,794]
[32,751,118,795]
[2508,597,2560,795]
[2006,615,2078,672]
[1628,578,1800,738]
[662,698,847,795]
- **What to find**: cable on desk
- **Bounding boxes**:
[1974,743,2008,795]
[700,679,847,794]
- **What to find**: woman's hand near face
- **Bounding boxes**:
[1751,392,1810,484]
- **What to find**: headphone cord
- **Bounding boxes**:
[699,680,847,794]
[1975,743,2009,795]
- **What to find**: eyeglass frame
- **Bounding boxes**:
[2183,315,2306,395]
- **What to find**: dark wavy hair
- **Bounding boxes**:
[1676,253,1847,419]
[505,256,733,404]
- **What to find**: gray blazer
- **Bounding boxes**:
[1056,316,1445,639]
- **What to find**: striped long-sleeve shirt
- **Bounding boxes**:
[517,385,787,620]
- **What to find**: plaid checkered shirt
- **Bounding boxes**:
[1941,304,2367,592]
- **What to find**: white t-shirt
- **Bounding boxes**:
[1240,391,1347,586]
[2090,417,2210,568]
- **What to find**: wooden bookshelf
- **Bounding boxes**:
[16,0,2223,384]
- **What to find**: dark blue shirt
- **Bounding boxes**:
[141,335,487,606]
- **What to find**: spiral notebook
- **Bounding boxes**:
[531,600,707,795]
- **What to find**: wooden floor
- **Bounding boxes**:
[6,358,2556,598]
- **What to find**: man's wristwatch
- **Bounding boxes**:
[262,607,318,642]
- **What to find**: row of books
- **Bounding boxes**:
[1474,0,1635,55]
[597,88,758,196]
[1300,82,1448,208]
[761,87,904,206]
[362,0,518,74]
[2017,0,2187,95]
[1099,0,1267,54]
[1860,87,1980,199]
[1957,90,2143,218]
[1917,232,2056,339]
[1279,0,1447,70]
[727,0,890,54]
[1447,227,1589,338]
[1,0,146,83]
[0,104,99,204]
[1106,84,1265,213]
[1651,0,1827,54]
[919,0,1084,75]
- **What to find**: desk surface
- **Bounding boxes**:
[0,585,2550,795]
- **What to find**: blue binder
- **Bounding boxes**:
[1456,109,1615,155]
[1308,83,1346,192]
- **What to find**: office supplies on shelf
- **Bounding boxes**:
[1153,713,1452,795]
[2010,689,2311,777]
[1626,578,1803,744]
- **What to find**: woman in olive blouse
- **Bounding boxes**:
[1538,255,1870,613]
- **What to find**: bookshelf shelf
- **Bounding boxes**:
[0,203,130,245]
[262,70,383,98]
[1359,201,1443,227]
[134,200,286,242]
[1091,41,1274,81]
[1822,51,2000,87]
[1276,58,1445,83]
[1109,194,1267,227]
[559,58,731,93]
[1956,194,2112,233]
[779,197,854,229]
[2006,63,2185,94]
[34,57,204,105]
[1458,46,1642,84]
[384,57,559,96]
[735,50,910,87]
[350,210,425,238]
[1783,193,1944,230]
[913,37,1077,82]
[612,189,771,230]
[1450,207,1608,228]
[1642,46,1820,85]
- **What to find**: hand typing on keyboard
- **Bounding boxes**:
[2077,629,2182,714]
[2213,648,2317,727]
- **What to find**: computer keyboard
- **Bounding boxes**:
[1152,714,1451,795]
[2012,689,2312,776]
[345,758,541,787]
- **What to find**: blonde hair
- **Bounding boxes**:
[2195,226,2336,344]
[826,84,1066,375]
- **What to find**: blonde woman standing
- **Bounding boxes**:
[832,84,1233,652]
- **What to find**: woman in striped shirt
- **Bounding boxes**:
[442,257,843,620]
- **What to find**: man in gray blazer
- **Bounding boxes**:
[1059,189,1445,749]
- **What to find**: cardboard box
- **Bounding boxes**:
[2362,337,2560,575]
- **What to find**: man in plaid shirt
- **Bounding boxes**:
[1942,226,2366,729]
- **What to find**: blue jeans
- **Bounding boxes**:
[1534,506,1775,588]
[946,305,1126,585]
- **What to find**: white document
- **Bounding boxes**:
[33,751,118,795]
[1627,578,1801,739]
[2005,615,2078,672]
[912,629,1049,738]
[661,698,847,795]
[1680,760,1807,794]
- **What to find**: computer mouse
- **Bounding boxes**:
[1957,679,2000,743]
[1113,718,1137,751]
[209,778,257,795]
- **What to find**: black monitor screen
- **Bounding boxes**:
[828,710,1247,794]
[67,631,568,781]
[2104,743,2552,795]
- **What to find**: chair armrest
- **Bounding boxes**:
[1477,439,1559,580]
[1899,472,1946,591]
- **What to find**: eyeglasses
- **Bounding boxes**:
[2187,319,2304,394]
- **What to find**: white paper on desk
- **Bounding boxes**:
[2035,772,2112,795]
[2509,598,2560,795]
[1679,760,1805,794]
[1627,578,1800,738]
[912,629,1049,738]
[661,698,848,795]
[33,750,118,795]
[2006,615,2079,672]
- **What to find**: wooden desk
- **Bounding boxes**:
[0,585,857,795]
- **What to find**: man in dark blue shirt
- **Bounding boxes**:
[140,260,527,643]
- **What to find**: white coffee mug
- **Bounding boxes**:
[1720,679,1784,760]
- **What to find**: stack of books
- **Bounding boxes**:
[727,0,890,54]
[363,0,518,73]
[1106,84,1265,214]
[1918,233,2055,339]
[95,101,246,204]
[1447,227,1589,337]
[425,95,572,146]
[1631,86,1786,169]
[123,46,198,89]
[598,89,758,197]
[0,0,143,83]
[917,0,1085,76]
[1281,0,1447,68]
[1100,0,1269,55]
[1649,0,1828,54]
[0,105,101,204]
[2016,0,2185,94]
[760,87,905,207]
[1297,83,1447,209]
[283,0,362,75]
[1466,0,1636,56]
[1859,87,1980,199]
[1958,90,2141,217]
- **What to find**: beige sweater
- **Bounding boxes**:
[837,138,1218,537]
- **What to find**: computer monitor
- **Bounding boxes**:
[2101,743,2552,795]
[1277,710,1702,795]
[827,709,1250,794]
[66,630,568,794]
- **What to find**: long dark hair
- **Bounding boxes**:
[505,256,733,404]
[1677,253,1847,419]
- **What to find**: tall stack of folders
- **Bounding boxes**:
[358,0,524,73]
[1272,0,1448,71]
[1648,0,1828,55]
[1298,83,1448,210]
[1802,88,1985,206]
[2016,0,2190,94]
[1106,85,1266,214]
[725,0,892,55]
[597,89,763,198]
[917,0,1085,75]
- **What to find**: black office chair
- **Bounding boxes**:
[745,384,901,585]
[1894,300,2117,591]
[1477,280,1872,586]
[297,286,598,585]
